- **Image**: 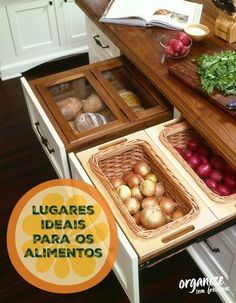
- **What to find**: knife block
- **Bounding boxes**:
[215,8,236,43]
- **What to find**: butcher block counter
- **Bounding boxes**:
[75,0,236,170]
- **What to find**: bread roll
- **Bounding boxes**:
[74,112,107,132]
[83,94,105,113]
[57,97,83,121]
[118,89,142,107]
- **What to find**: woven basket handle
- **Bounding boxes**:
[98,138,127,150]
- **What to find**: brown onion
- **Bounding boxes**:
[124,197,140,215]
[140,180,156,196]
[171,210,184,220]
[155,182,165,198]
[140,206,167,229]
[117,185,131,202]
[127,174,143,188]
[134,161,151,177]
[159,196,177,215]
[145,173,158,183]
[141,196,159,209]
[110,177,124,189]
[123,171,135,183]
[131,186,144,200]
[133,210,142,225]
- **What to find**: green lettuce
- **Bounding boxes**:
[194,50,236,95]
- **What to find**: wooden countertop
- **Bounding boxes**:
[76,0,236,169]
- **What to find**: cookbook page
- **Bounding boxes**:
[148,0,203,28]
[102,0,156,22]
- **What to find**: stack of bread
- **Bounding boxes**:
[57,87,144,134]
[57,93,109,133]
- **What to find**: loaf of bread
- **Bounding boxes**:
[57,97,83,121]
[117,89,142,107]
[83,94,105,113]
[74,112,107,132]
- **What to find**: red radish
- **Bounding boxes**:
[167,38,178,47]
[199,154,209,165]
[209,169,224,182]
[183,149,193,160]
[165,46,175,56]
[205,178,218,190]
[223,174,236,189]
[198,145,211,157]
[175,146,185,156]
[211,187,223,196]
[186,155,201,169]
[196,163,212,178]
[211,155,226,171]
[187,138,200,151]
[179,46,189,56]
[171,39,184,53]
[176,32,191,46]
[224,164,235,175]
[216,184,232,196]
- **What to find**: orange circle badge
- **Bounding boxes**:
[7,179,118,293]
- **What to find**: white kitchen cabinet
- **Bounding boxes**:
[68,152,140,303]
[5,0,60,57]
[85,16,120,63]
[0,0,87,80]
[188,226,236,303]
[21,77,70,178]
[55,0,87,46]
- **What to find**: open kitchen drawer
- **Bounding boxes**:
[21,56,172,178]
[145,119,236,222]
[68,130,218,303]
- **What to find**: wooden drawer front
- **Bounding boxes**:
[21,77,70,178]
[68,152,140,303]
[86,16,120,63]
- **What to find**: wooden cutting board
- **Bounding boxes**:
[168,54,236,118]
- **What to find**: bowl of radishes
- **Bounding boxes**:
[160,32,192,59]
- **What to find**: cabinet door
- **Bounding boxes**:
[55,0,87,47]
[85,16,120,63]
[187,227,236,303]
[6,0,60,57]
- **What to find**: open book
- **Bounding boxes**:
[100,0,203,30]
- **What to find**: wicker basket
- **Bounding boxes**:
[89,139,199,239]
[159,121,236,203]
